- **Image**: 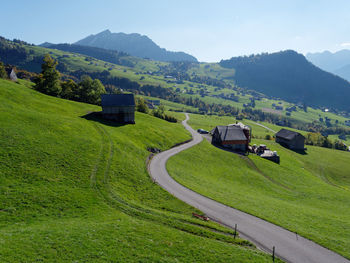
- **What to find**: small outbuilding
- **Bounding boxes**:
[101,94,135,124]
[275,129,305,150]
[211,125,250,152]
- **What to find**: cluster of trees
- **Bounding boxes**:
[135,98,177,123]
[300,121,350,138]
[305,132,348,151]
[135,97,148,113]
[151,105,177,123]
[34,54,105,105]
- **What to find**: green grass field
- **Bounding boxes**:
[0,79,279,262]
[167,114,350,259]
[138,94,199,113]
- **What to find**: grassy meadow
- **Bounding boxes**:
[167,113,350,259]
[0,79,280,262]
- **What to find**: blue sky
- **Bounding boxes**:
[1,0,349,62]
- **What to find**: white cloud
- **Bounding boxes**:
[340,42,350,47]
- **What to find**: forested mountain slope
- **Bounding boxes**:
[220,50,350,111]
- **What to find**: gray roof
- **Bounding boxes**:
[215,126,248,141]
[275,129,304,140]
[101,94,135,107]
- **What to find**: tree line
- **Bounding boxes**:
[136,98,177,123]
[305,132,348,151]
[33,54,105,105]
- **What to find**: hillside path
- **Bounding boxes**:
[247,120,277,133]
[148,113,349,263]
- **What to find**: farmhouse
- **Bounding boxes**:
[211,124,250,152]
[275,129,305,150]
[101,94,135,124]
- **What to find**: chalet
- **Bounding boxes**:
[101,94,135,124]
[275,129,305,150]
[211,124,250,152]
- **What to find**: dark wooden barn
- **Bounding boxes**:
[101,94,135,124]
[275,129,305,150]
[211,125,250,152]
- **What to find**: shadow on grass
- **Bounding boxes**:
[278,143,308,155]
[81,111,131,128]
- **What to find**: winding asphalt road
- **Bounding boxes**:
[148,113,349,263]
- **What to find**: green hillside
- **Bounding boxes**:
[0,79,280,262]
[167,113,350,259]
[1,36,349,140]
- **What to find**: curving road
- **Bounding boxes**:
[148,113,349,263]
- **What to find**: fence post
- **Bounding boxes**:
[272,246,275,262]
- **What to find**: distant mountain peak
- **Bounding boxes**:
[96,29,111,35]
[306,49,350,81]
[74,30,197,62]
[39,42,54,48]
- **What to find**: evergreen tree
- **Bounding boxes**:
[61,79,78,100]
[34,54,61,96]
[136,98,149,113]
[79,75,94,102]
[90,79,106,104]
[78,75,106,104]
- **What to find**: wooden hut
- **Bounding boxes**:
[101,94,135,124]
[275,129,305,150]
